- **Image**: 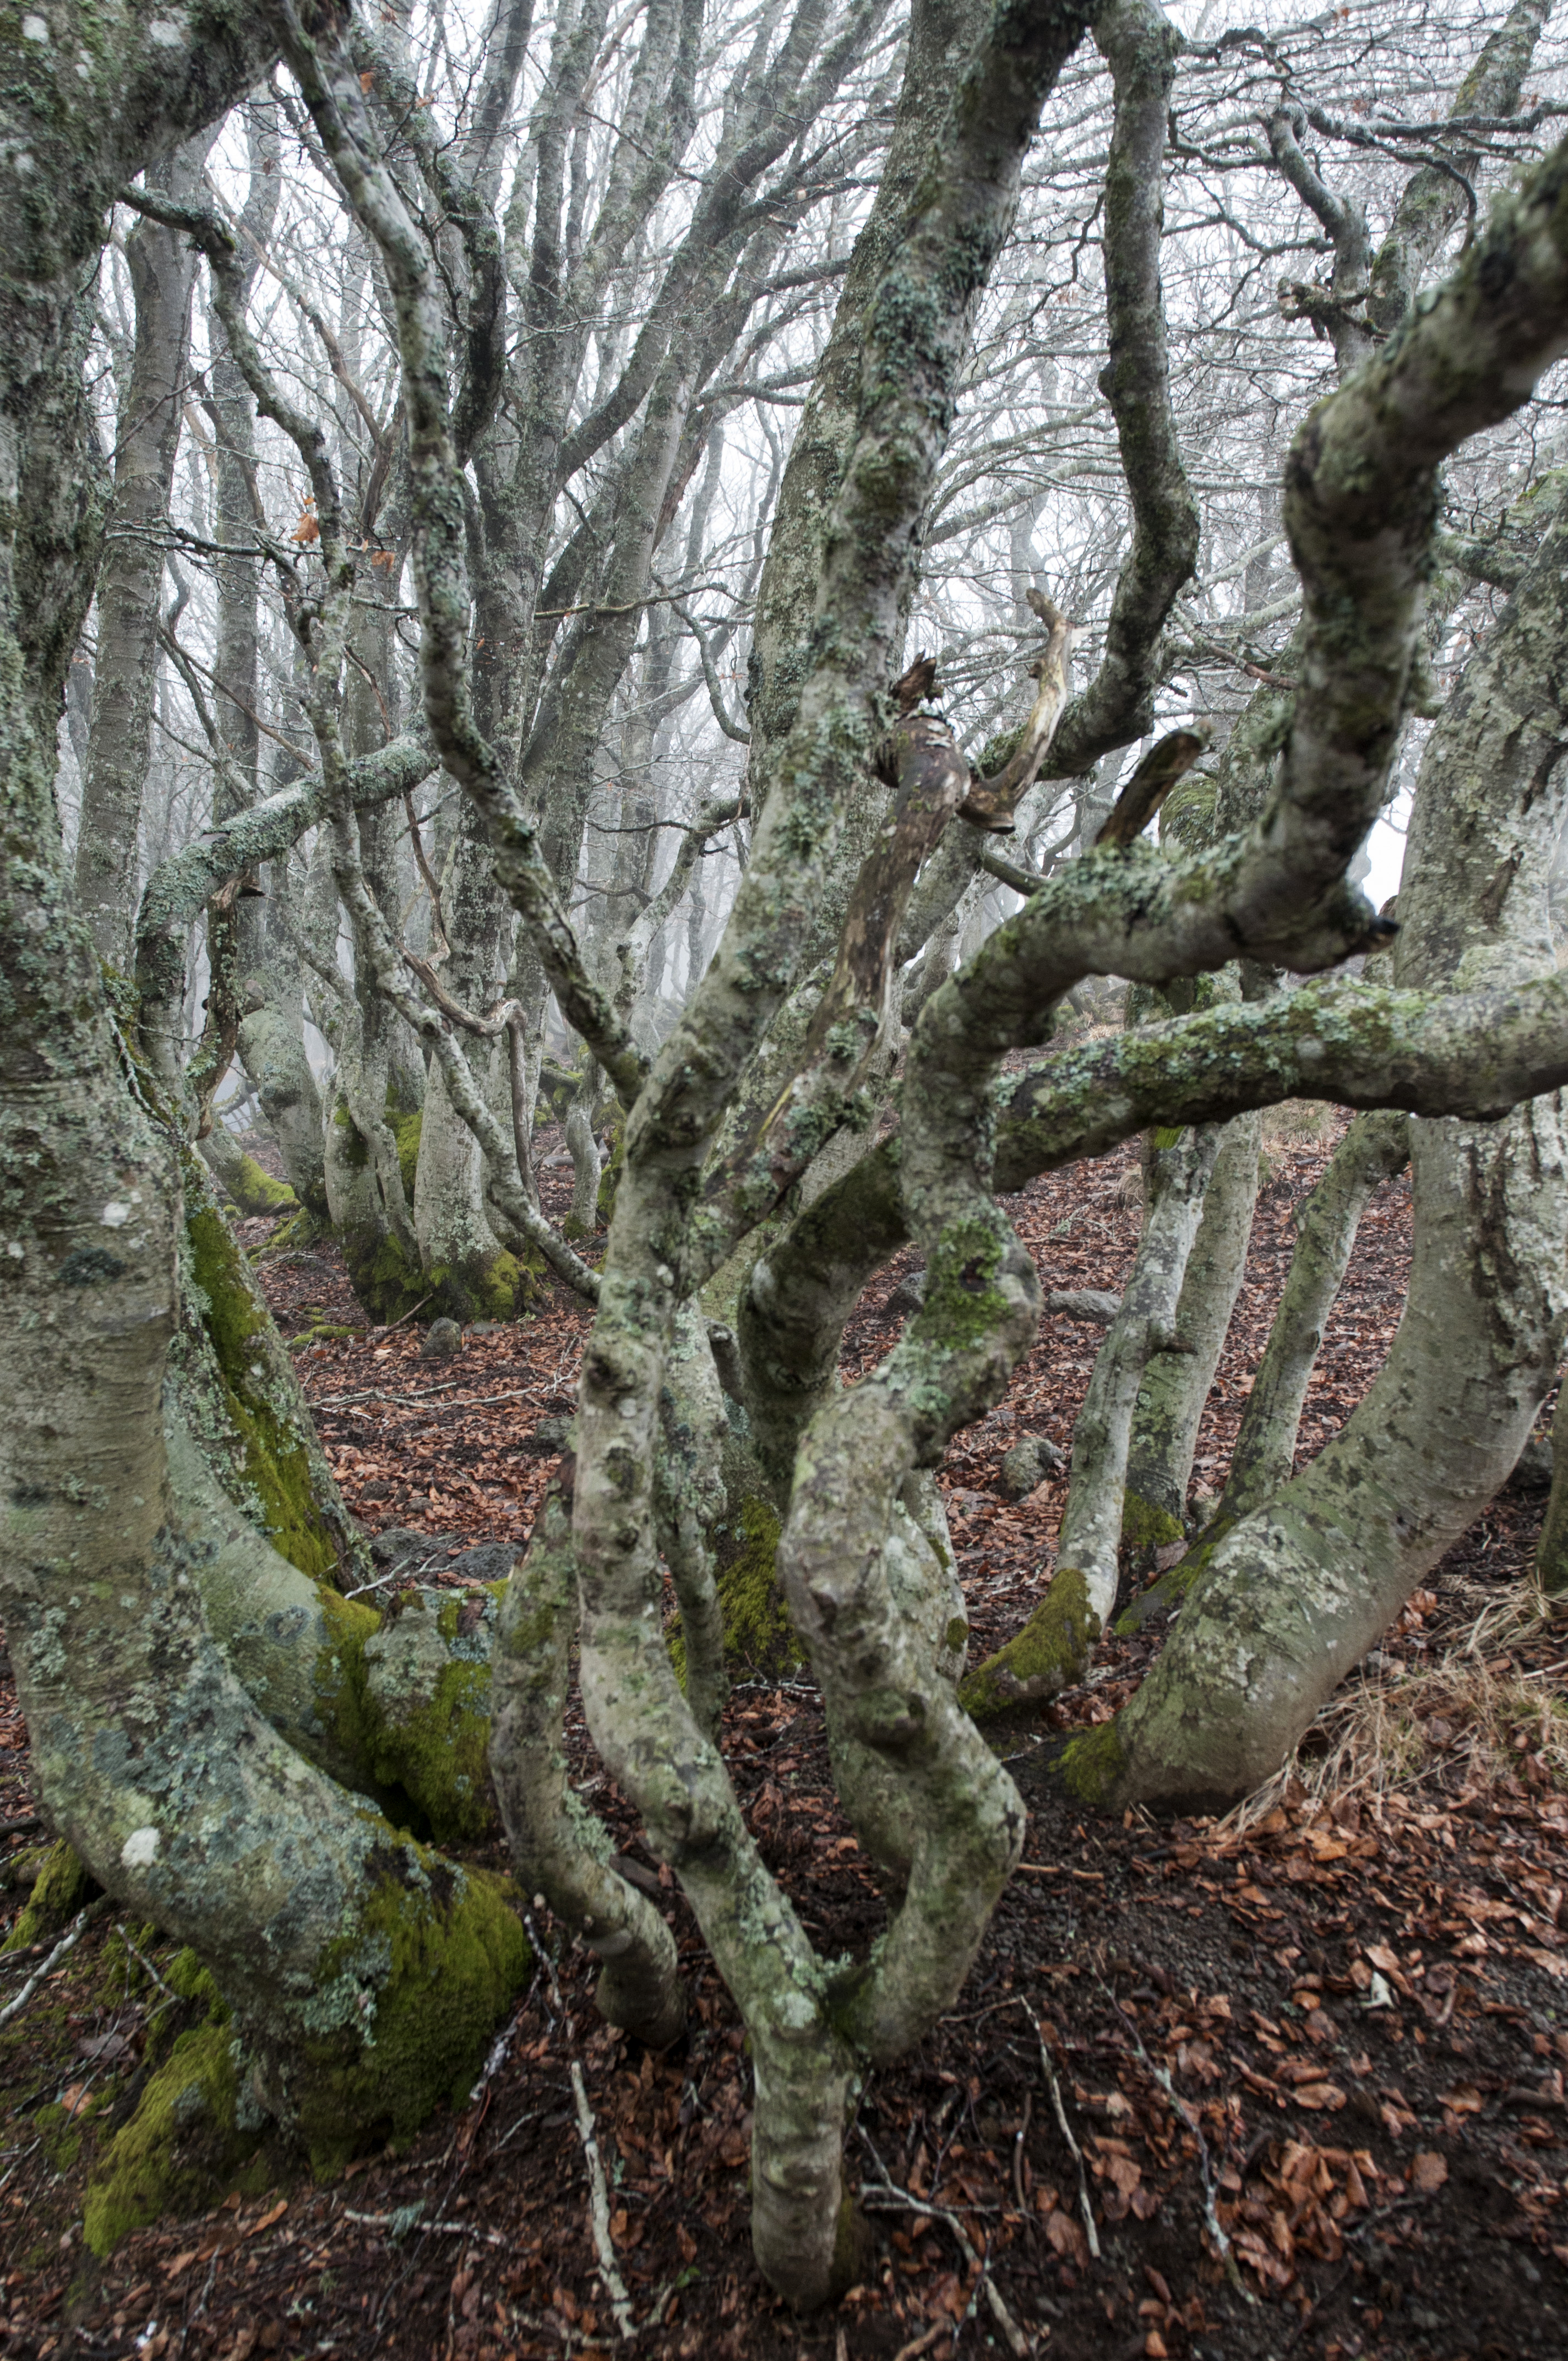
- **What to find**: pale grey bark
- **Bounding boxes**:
[1051,1125,1222,1624]
[1095,474,1568,1809]
[1123,1109,1262,1548]
[1218,1109,1411,1525]
[74,135,210,966]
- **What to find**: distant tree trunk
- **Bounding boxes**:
[1121,1107,1262,1557]
[74,136,210,966]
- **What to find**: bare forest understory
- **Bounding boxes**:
[4,1116,1568,2361]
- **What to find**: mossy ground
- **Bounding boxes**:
[83,1952,276,2256]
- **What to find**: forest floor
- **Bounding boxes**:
[4,1105,1568,2361]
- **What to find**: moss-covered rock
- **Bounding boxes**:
[957,1568,1099,1721]
[1057,1716,1131,1808]
[216,1155,298,1217]
[2,1840,95,1952]
[359,1588,502,1847]
[253,1204,326,1257]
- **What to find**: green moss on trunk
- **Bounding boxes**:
[218,1155,298,1216]
[290,1852,530,2175]
[312,1586,501,1847]
[957,1568,1099,1721]
[186,1204,339,1584]
[2,1839,94,1951]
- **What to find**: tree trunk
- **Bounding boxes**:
[74,137,209,966]
[1121,1109,1261,1558]
[1219,1109,1410,1524]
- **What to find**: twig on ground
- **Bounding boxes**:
[372,1293,435,1333]
[114,1921,176,1999]
[570,2059,636,2342]
[859,2139,1032,2356]
[1094,1972,1253,2302]
[0,1816,42,1837]
[1019,1998,1101,2261]
[890,2325,950,2361]
[0,1908,94,2029]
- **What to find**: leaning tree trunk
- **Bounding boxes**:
[1121,1106,1262,1561]
[1219,1108,1410,1524]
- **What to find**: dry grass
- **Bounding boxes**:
[1217,1578,1568,1838]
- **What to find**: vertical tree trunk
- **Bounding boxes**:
[1121,1108,1262,1557]
[74,137,210,966]
[1219,1109,1410,1523]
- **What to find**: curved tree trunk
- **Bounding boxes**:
[1219,1108,1410,1524]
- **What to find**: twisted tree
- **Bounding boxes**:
[6,0,1568,2315]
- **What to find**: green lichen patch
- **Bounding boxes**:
[290,1852,530,2176]
[2,1840,94,1952]
[957,1568,1099,1722]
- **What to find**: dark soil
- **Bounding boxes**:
[4,1114,1566,2361]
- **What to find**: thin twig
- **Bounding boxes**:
[114,1922,175,1999]
[570,2060,635,2342]
[372,1293,435,1334]
[0,1909,92,2029]
[1093,1973,1253,2303]
[1019,1999,1100,2261]
[859,2141,1032,2356]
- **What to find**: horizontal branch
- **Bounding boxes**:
[992,970,1568,1188]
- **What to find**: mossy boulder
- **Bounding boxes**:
[311,1584,501,1848]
